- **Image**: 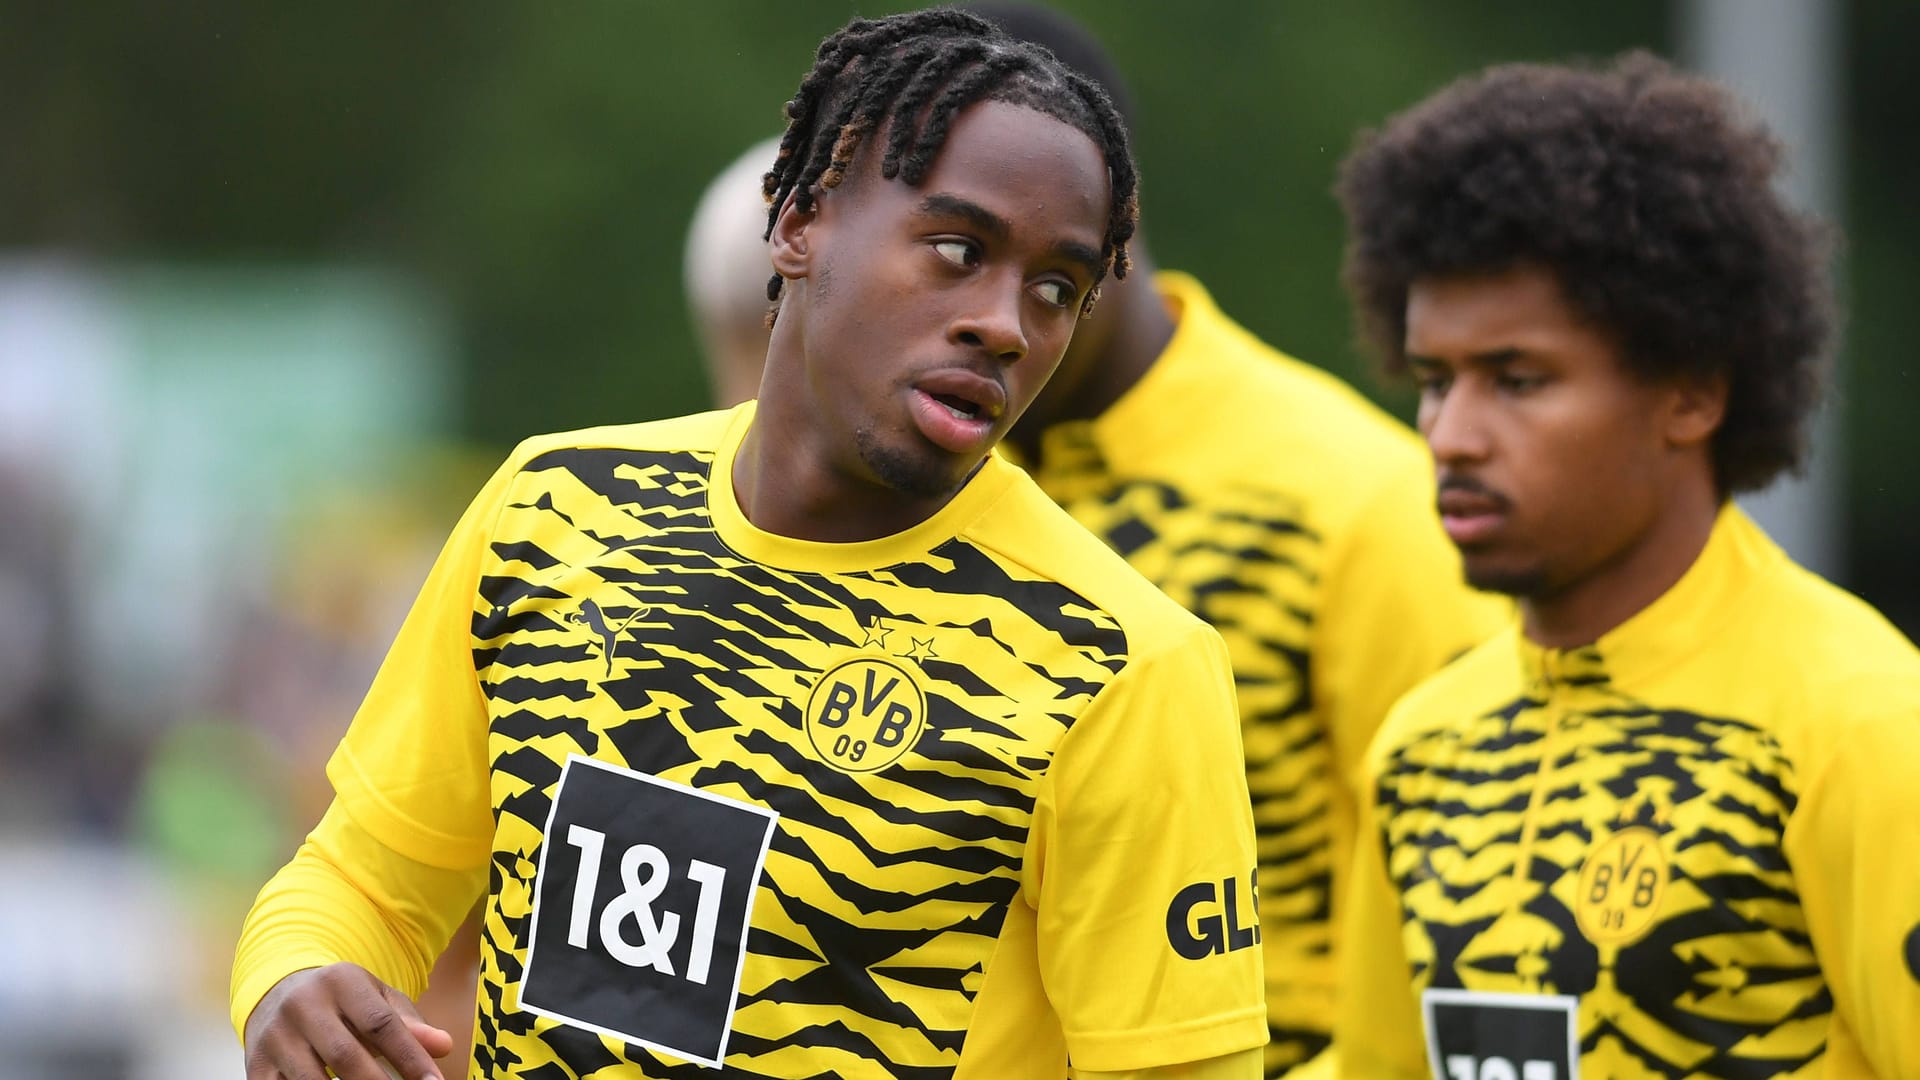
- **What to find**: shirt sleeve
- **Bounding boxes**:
[1330,756,1430,1080]
[323,449,526,869]
[231,447,523,1036]
[230,801,486,1040]
[1029,621,1267,1072]
[1783,691,1920,1078]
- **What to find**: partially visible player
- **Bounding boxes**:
[684,134,781,407]
[233,9,1267,1080]
[1332,53,1920,1077]
[962,6,1503,1074]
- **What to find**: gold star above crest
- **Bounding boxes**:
[905,637,937,663]
[859,615,893,650]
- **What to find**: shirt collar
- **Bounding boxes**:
[711,400,1020,573]
[1517,503,1780,691]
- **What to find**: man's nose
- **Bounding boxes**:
[1420,384,1492,465]
[949,275,1028,363]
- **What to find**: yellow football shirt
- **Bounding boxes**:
[1336,506,1920,1078]
[234,402,1266,1078]
[1012,272,1504,1074]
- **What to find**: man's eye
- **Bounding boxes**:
[1033,280,1072,308]
[933,240,976,267]
[1497,373,1544,393]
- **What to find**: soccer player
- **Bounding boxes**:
[232,10,1270,1080]
[1331,53,1920,1077]
[958,6,1503,1074]
[685,134,782,409]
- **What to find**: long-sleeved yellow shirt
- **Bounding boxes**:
[1336,506,1920,1078]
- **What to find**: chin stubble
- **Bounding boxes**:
[854,425,962,500]
[1464,560,1549,598]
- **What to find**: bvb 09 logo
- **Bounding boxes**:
[804,658,928,774]
[1574,826,1670,946]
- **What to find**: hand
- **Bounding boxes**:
[243,963,455,1080]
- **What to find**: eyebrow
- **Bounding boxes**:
[916,194,1009,242]
[1052,240,1106,282]
[1406,347,1524,369]
[916,193,1106,282]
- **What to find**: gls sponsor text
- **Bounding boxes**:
[1166,869,1260,960]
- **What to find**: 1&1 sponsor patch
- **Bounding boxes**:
[520,755,779,1068]
[1422,988,1578,1080]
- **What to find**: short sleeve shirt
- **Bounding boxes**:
[326,404,1266,1078]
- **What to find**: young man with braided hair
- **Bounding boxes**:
[1331,54,1920,1078]
[940,7,1504,1076]
[233,10,1266,1079]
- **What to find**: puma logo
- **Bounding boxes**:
[570,599,650,677]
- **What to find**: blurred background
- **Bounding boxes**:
[0,2,1913,1076]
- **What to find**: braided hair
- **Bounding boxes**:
[762,8,1138,320]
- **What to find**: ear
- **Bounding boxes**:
[768,193,816,280]
[1663,372,1729,449]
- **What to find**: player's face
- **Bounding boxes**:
[769,99,1110,498]
[1406,266,1692,598]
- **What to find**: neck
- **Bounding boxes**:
[1521,476,1722,650]
[1005,252,1175,461]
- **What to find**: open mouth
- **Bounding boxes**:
[907,374,1004,455]
[907,367,1007,453]
[928,392,983,422]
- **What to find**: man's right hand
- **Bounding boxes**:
[243,963,455,1080]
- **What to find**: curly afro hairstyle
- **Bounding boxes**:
[1336,51,1834,496]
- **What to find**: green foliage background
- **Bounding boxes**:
[3,1,1914,629]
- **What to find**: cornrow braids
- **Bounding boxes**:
[761,7,1138,318]
[882,41,988,172]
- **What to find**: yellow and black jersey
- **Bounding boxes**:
[1335,506,1920,1079]
[1010,273,1504,1075]
[234,402,1266,1078]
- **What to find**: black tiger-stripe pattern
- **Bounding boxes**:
[465,446,1129,1077]
[1378,659,1825,1077]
